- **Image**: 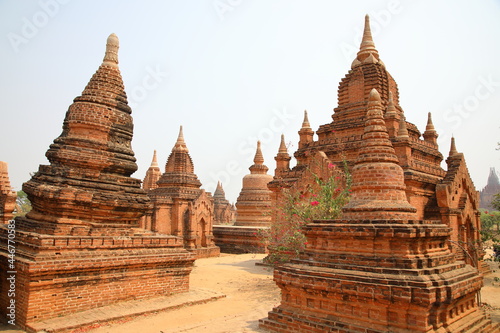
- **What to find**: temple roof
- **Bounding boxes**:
[157,126,202,191]
[487,167,500,187]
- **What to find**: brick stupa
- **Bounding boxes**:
[214,141,273,253]
[213,181,236,225]
[141,127,220,258]
[479,167,500,210]
[260,89,499,332]
[142,150,162,191]
[0,162,16,224]
[0,34,194,331]
[267,14,483,268]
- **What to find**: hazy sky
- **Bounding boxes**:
[1,0,500,203]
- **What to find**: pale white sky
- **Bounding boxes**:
[1,0,500,203]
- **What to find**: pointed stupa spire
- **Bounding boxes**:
[351,15,382,68]
[302,110,311,129]
[143,150,161,191]
[423,112,438,144]
[278,134,288,154]
[173,126,188,152]
[359,15,377,55]
[425,112,436,132]
[487,167,500,186]
[385,91,398,118]
[299,110,314,148]
[248,141,269,175]
[397,114,409,138]
[150,150,159,168]
[158,126,200,187]
[254,141,264,165]
[102,33,119,68]
[449,136,458,157]
[214,181,226,198]
[275,134,291,175]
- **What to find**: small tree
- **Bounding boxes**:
[14,190,31,217]
[261,160,351,266]
[491,193,500,212]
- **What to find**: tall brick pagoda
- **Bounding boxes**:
[0,162,16,224]
[260,88,498,332]
[142,126,220,258]
[214,141,273,253]
[479,167,500,210]
[261,15,495,332]
[143,150,162,191]
[213,181,236,225]
[0,34,194,331]
[267,14,482,268]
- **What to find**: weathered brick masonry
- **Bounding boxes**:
[0,34,194,331]
[261,16,498,333]
[213,141,273,253]
[141,127,220,258]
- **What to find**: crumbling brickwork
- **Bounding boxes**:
[268,14,482,268]
[261,15,496,333]
[0,34,194,331]
[260,87,498,332]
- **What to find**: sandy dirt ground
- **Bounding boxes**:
[87,253,279,333]
[1,254,499,333]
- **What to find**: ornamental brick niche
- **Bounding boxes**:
[141,127,220,259]
[0,162,16,224]
[0,34,194,331]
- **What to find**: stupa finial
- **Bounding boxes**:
[102,33,119,68]
[151,150,159,168]
[352,15,382,68]
[302,110,311,129]
[254,141,264,165]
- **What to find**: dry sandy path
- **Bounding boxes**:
[87,253,280,333]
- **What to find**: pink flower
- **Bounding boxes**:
[310,201,319,206]
[328,163,335,169]
[312,194,317,197]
